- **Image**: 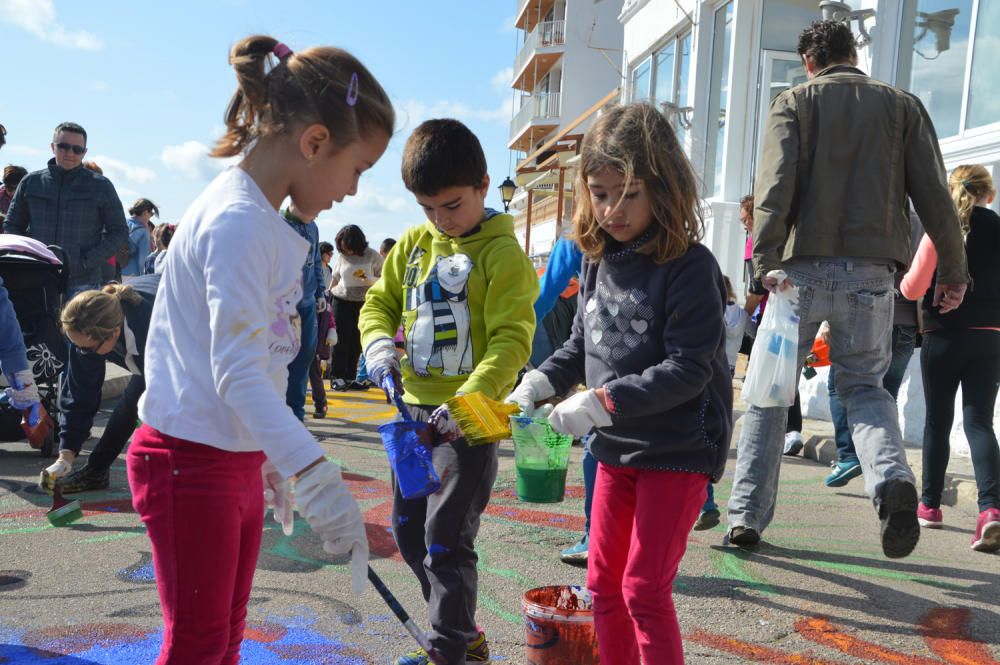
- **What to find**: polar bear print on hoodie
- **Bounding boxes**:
[406,253,474,377]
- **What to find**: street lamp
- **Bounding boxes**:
[819,1,876,47]
[498,176,517,213]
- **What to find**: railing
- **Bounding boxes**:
[513,20,566,78]
[509,92,562,144]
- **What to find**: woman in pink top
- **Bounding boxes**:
[900,164,1000,553]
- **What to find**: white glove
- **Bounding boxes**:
[316,297,328,313]
[505,370,556,416]
[295,461,368,595]
[365,337,400,391]
[5,369,40,426]
[262,459,294,536]
[549,389,613,438]
[326,327,338,347]
[430,403,461,443]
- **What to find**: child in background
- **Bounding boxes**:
[354,236,399,388]
[361,119,537,665]
[131,36,394,663]
[508,103,732,665]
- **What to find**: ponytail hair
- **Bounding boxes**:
[949,165,995,236]
[61,284,142,343]
[211,35,395,158]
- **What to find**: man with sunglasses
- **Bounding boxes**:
[4,122,128,296]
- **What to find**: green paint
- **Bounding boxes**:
[707,549,778,596]
[0,524,50,536]
[807,559,965,590]
[80,529,146,544]
[478,591,523,625]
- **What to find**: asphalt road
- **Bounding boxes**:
[1,388,997,664]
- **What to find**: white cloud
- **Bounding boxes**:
[2,143,47,161]
[0,0,103,50]
[90,154,157,185]
[491,67,514,94]
[160,140,225,180]
[90,81,110,92]
[396,96,514,134]
[498,14,516,34]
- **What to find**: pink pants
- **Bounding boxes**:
[127,424,265,665]
[586,463,707,665]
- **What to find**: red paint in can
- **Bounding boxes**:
[523,585,600,664]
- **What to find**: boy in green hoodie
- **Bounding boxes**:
[360,119,537,665]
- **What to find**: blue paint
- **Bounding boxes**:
[427,543,449,556]
[397,515,409,525]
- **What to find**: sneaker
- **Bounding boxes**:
[727,525,760,549]
[783,431,804,456]
[313,406,328,419]
[917,502,943,529]
[879,479,920,559]
[395,630,490,665]
[825,459,863,488]
[39,458,73,494]
[347,379,373,391]
[693,508,721,531]
[560,535,589,563]
[331,379,349,392]
[971,508,1000,553]
[58,466,110,494]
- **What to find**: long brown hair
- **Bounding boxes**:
[949,165,995,236]
[573,103,703,263]
[61,284,141,343]
[211,35,395,158]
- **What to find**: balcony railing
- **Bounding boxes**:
[509,92,562,144]
[513,20,566,79]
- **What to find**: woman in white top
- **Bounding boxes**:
[130,35,394,664]
[327,223,383,389]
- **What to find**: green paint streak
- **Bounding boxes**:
[808,559,965,590]
[478,591,523,625]
[707,549,778,596]
[80,529,145,544]
[0,524,52,535]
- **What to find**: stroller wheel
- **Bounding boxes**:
[40,429,56,458]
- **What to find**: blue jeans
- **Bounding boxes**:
[582,434,598,534]
[829,324,917,464]
[285,303,317,421]
[729,258,915,534]
[356,355,368,382]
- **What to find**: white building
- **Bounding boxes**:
[620,0,1000,454]
[509,0,625,259]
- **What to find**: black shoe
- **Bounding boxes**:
[727,525,761,549]
[313,406,328,419]
[58,466,110,494]
[331,379,349,391]
[879,479,920,559]
[347,379,373,391]
[693,508,721,531]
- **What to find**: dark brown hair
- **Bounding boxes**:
[400,119,487,195]
[53,122,87,144]
[797,20,857,69]
[2,165,27,191]
[739,194,754,215]
[82,161,103,175]
[0,123,5,149]
[153,223,176,250]
[379,237,397,256]
[211,36,394,158]
[335,224,368,256]
[574,103,703,263]
[129,198,159,218]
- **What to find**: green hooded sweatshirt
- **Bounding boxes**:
[359,211,538,407]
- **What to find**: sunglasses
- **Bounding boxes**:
[74,333,109,355]
[55,142,87,155]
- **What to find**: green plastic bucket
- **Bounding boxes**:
[511,416,573,503]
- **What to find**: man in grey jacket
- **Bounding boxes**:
[4,122,128,296]
[727,20,969,559]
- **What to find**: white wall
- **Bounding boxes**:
[561,0,625,124]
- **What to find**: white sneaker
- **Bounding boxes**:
[783,431,804,456]
[39,458,73,493]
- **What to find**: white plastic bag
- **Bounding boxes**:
[742,274,800,408]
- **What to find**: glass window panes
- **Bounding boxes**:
[653,42,676,109]
[676,33,692,147]
[705,2,734,197]
[632,58,651,102]
[966,0,1000,130]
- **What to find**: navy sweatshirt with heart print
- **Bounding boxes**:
[537,240,733,481]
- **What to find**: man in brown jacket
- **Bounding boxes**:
[727,19,969,559]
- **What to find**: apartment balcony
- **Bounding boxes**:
[512,20,565,91]
[508,92,561,152]
[515,0,556,32]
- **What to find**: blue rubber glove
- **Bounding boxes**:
[430,404,461,443]
[5,369,40,427]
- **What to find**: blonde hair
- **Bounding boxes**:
[949,165,995,236]
[573,103,703,263]
[61,284,141,342]
[723,275,736,302]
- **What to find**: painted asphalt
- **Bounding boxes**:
[0,387,998,664]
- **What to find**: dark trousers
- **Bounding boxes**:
[391,405,498,664]
[285,303,317,421]
[308,356,327,411]
[920,328,1000,512]
[829,324,917,464]
[787,390,802,433]
[330,297,363,382]
[83,374,145,471]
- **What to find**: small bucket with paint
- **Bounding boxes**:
[379,420,439,500]
[523,585,599,664]
[510,416,573,503]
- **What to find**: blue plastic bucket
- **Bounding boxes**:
[379,420,440,500]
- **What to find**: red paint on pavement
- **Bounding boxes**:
[20,623,150,654]
[796,617,940,665]
[484,504,585,531]
[918,608,1000,665]
[243,621,287,643]
[687,628,842,664]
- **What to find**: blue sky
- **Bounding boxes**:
[0,0,521,246]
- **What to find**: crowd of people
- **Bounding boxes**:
[0,16,998,665]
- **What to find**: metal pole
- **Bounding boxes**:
[555,167,565,240]
[525,189,534,254]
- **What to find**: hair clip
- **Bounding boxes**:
[273,42,293,60]
[961,178,970,188]
[346,72,359,107]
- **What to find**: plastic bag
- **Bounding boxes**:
[742,276,800,408]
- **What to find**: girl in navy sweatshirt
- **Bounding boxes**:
[508,103,732,665]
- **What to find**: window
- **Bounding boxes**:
[629,32,692,145]
[631,57,651,102]
[676,33,692,147]
[898,0,1000,138]
[653,42,676,109]
[704,1,734,197]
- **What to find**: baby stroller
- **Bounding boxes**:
[0,235,68,457]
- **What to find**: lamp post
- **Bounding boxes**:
[498,176,517,213]
[819,1,876,46]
